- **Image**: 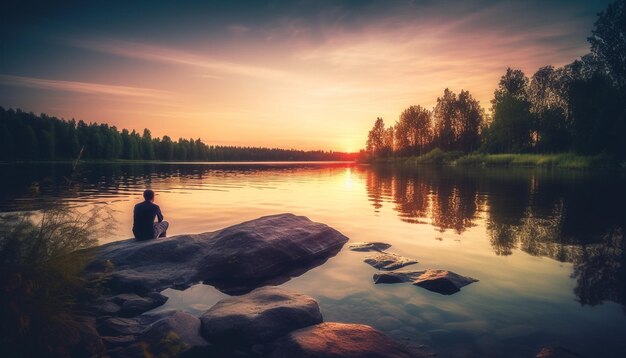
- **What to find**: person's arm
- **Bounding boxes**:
[156,205,164,223]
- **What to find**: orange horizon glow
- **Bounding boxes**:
[0,1,606,152]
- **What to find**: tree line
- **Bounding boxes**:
[366,0,626,160]
[0,107,356,162]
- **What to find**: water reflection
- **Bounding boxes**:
[364,165,626,310]
[2,161,625,356]
[0,162,354,211]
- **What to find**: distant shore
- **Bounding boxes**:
[0,159,358,165]
[363,149,625,170]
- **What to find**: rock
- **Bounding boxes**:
[269,322,419,358]
[412,269,478,295]
[101,335,136,347]
[118,292,168,317]
[107,293,144,305]
[536,346,584,358]
[135,311,209,357]
[46,316,106,357]
[348,241,391,252]
[100,317,144,336]
[85,214,348,295]
[373,270,425,284]
[98,301,121,315]
[364,252,418,271]
[373,269,478,295]
[443,320,490,337]
[200,286,322,347]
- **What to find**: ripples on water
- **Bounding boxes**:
[1,162,625,357]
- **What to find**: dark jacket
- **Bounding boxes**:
[132,201,163,240]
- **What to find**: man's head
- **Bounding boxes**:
[143,189,155,202]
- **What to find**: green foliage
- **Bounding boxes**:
[366,88,484,158]
[396,105,432,156]
[407,148,464,165]
[483,68,535,153]
[0,206,113,357]
[367,1,626,162]
[0,107,357,162]
[589,0,626,91]
[366,117,386,156]
[454,153,611,169]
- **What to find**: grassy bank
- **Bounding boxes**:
[369,149,620,170]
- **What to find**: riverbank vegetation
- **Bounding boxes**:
[0,206,113,357]
[365,1,626,168]
[375,149,614,169]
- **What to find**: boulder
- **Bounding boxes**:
[269,322,417,358]
[135,311,209,357]
[117,292,168,317]
[200,286,322,347]
[85,214,348,295]
[364,252,418,271]
[98,301,121,315]
[100,317,144,336]
[373,269,478,295]
[412,269,478,295]
[347,242,391,252]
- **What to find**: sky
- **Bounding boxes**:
[0,0,613,151]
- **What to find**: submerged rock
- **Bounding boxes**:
[135,311,209,357]
[85,214,348,295]
[364,252,418,271]
[200,286,322,347]
[269,322,418,358]
[347,241,392,252]
[373,269,478,295]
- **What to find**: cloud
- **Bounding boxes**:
[228,24,250,34]
[0,74,170,98]
[64,37,288,80]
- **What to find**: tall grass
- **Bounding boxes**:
[370,149,613,169]
[454,153,611,169]
[0,206,114,357]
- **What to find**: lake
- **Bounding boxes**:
[1,162,625,357]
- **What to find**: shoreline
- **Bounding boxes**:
[362,150,625,170]
[0,159,358,165]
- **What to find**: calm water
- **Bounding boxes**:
[1,162,625,357]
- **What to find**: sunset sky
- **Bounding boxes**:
[0,0,612,151]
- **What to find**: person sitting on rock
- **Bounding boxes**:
[133,189,169,240]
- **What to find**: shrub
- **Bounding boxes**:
[0,206,114,357]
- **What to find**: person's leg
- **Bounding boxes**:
[153,221,169,238]
[158,221,168,237]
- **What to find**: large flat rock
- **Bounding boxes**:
[269,322,417,358]
[200,286,322,347]
[85,214,348,294]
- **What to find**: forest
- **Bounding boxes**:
[0,107,356,162]
[366,0,626,162]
